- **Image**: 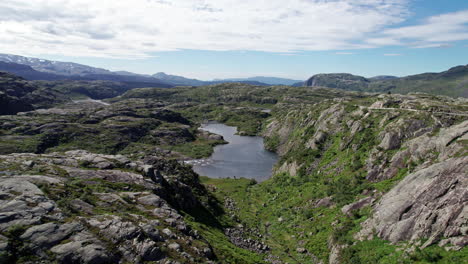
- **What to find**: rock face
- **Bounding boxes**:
[262,92,467,257]
[358,157,467,246]
[305,73,370,92]
[0,150,217,263]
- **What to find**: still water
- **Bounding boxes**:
[187,122,278,182]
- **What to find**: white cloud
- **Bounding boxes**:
[367,10,468,48]
[0,0,410,58]
[412,43,453,49]
[383,53,402,56]
[335,52,355,55]
[0,0,466,58]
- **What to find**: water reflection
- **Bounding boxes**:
[187,122,278,182]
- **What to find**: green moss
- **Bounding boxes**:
[164,138,226,159]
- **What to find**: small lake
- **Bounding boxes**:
[187,122,278,182]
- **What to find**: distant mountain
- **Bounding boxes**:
[79,73,172,88]
[0,53,111,76]
[305,73,370,92]
[369,75,398,81]
[152,72,206,86]
[208,80,270,86]
[291,82,304,87]
[0,54,174,88]
[152,72,272,86]
[214,76,302,85]
[305,65,468,98]
[0,61,66,81]
[113,71,149,77]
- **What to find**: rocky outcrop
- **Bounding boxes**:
[0,98,208,156]
[262,93,467,260]
[358,157,467,247]
[0,150,217,263]
[305,73,370,92]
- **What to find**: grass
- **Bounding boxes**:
[201,176,341,263]
[164,138,226,159]
[201,172,468,264]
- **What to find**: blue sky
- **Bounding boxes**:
[1,0,467,80]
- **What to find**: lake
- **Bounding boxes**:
[187,122,278,182]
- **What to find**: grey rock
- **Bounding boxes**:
[87,216,140,243]
[358,157,467,244]
[341,197,374,216]
[313,197,333,208]
[51,231,115,264]
[140,222,164,242]
[70,199,94,214]
[137,194,165,207]
[168,242,181,251]
[0,178,59,231]
[296,247,307,253]
[379,132,400,150]
[21,221,82,250]
[162,228,174,238]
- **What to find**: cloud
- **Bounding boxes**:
[0,0,410,58]
[335,52,354,55]
[412,43,453,49]
[366,10,468,48]
[0,0,466,59]
[383,53,402,56]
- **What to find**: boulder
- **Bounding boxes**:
[358,157,467,245]
[341,197,374,216]
[21,222,83,251]
[379,132,400,150]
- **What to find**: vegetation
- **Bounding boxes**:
[0,74,467,263]
[305,64,468,98]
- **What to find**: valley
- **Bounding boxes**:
[1,0,468,262]
[0,69,467,263]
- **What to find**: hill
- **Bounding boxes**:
[0,53,112,76]
[0,72,69,114]
[0,71,165,115]
[305,73,370,92]
[215,76,302,86]
[305,65,468,98]
[152,72,206,86]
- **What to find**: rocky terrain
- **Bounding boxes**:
[257,93,468,263]
[0,72,69,115]
[0,76,467,263]
[0,150,223,263]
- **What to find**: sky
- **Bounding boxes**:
[0,0,467,80]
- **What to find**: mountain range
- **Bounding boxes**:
[213,76,302,86]
[0,54,296,86]
[0,59,173,88]
[0,53,467,97]
[152,72,290,86]
[0,53,111,76]
[303,65,468,98]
